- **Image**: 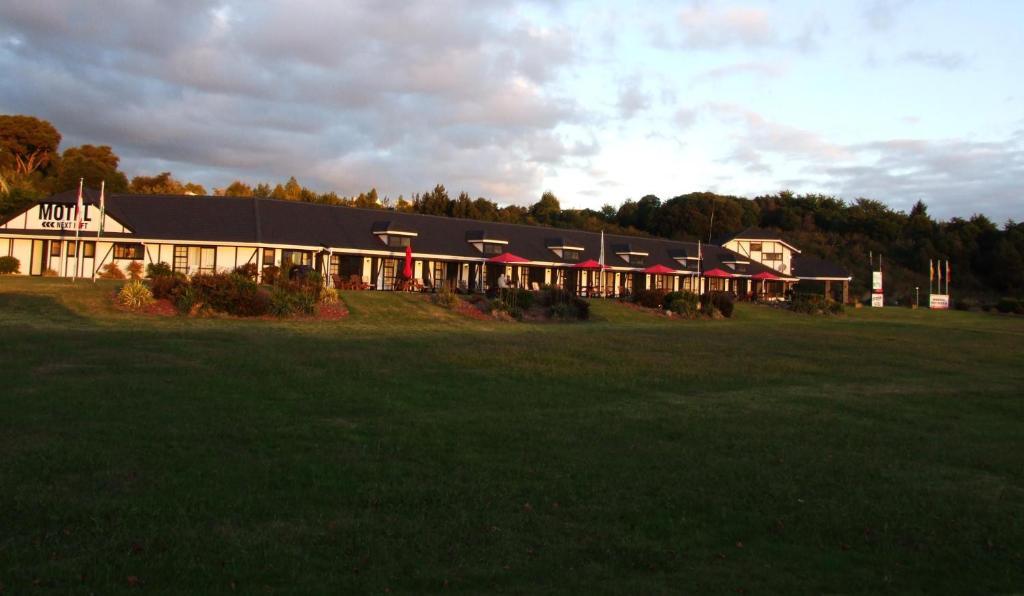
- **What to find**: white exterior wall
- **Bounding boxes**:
[724,238,796,276]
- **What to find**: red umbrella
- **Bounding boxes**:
[702,268,734,278]
[403,244,413,278]
[487,252,530,264]
[750,271,779,280]
[572,259,607,269]
[643,264,678,274]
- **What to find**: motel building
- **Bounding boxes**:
[0,189,852,300]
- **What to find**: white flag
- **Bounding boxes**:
[75,178,84,229]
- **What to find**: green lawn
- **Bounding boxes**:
[1,277,1022,593]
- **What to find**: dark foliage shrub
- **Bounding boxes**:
[0,256,19,274]
[126,260,144,280]
[174,284,199,314]
[190,272,269,316]
[790,293,843,316]
[269,285,316,316]
[953,297,976,311]
[146,261,172,278]
[261,266,281,285]
[516,288,535,310]
[233,263,259,281]
[996,297,1023,314]
[150,273,189,301]
[670,292,700,318]
[632,289,669,309]
[700,291,735,318]
[574,297,590,320]
[538,286,575,307]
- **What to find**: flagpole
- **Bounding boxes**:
[93,180,105,282]
[72,178,83,283]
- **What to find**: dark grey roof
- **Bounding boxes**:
[727,227,785,241]
[10,189,824,276]
[792,255,851,279]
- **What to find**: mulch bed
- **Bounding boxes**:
[113,295,349,320]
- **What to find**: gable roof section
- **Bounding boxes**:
[725,227,802,253]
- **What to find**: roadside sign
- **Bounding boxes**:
[929,294,949,310]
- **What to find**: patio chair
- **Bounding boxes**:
[349,274,368,290]
[530,282,540,291]
[331,274,347,290]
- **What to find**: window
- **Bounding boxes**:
[262,248,276,268]
[562,249,581,261]
[83,242,95,258]
[281,250,311,266]
[50,242,61,257]
[627,254,645,266]
[481,243,503,256]
[198,247,215,274]
[113,243,144,260]
[763,252,782,261]
[750,242,762,252]
[432,261,446,285]
[382,258,398,289]
[173,246,188,273]
[66,241,76,257]
[387,235,411,248]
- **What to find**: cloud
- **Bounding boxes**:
[693,61,788,83]
[665,2,823,52]
[899,50,969,71]
[617,80,650,119]
[0,0,586,204]
[862,0,914,32]
[703,105,1023,220]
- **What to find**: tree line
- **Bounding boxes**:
[2,114,1021,301]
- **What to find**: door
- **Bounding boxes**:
[30,240,44,275]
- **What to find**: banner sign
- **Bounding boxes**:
[929,294,949,310]
[871,294,884,308]
[872,271,882,292]
[37,203,92,230]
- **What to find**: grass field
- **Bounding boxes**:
[1,276,1022,593]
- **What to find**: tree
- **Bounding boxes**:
[0,115,61,176]
[55,145,129,193]
[129,172,181,194]
[530,191,561,225]
[283,176,302,200]
[221,181,254,197]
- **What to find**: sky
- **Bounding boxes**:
[1,0,1021,221]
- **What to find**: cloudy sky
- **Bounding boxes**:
[1,0,1021,220]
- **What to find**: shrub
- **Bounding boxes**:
[190,272,269,316]
[269,285,315,316]
[549,302,574,319]
[146,261,172,278]
[538,286,575,307]
[632,289,669,309]
[174,284,200,314]
[99,263,126,279]
[953,297,977,311]
[125,261,144,280]
[670,292,700,318]
[996,297,1023,314]
[42,268,58,277]
[701,291,735,318]
[432,284,460,309]
[573,297,590,320]
[233,263,258,281]
[790,293,843,316]
[150,273,189,301]
[261,266,281,285]
[320,287,339,305]
[0,256,20,274]
[117,280,154,309]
